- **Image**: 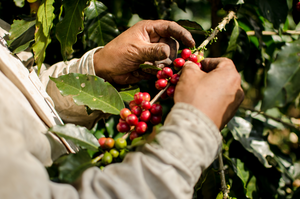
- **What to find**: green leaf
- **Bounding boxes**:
[119,87,140,102]
[261,39,300,111]
[58,150,94,183]
[221,0,244,6]
[236,159,249,191]
[14,0,25,7]
[139,64,162,70]
[223,19,240,59]
[176,20,203,31]
[50,73,124,115]
[12,39,34,54]
[49,124,100,151]
[7,19,36,47]
[83,0,120,49]
[55,0,89,59]
[258,0,288,29]
[37,0,55,37]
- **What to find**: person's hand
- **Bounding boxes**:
[93,20,195,85]
[174,58,244,130]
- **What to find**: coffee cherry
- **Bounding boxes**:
[155,79,168,90]
[136,122,148,134]
[130,131,139,141]
[197,62,202,69]
[297,2,300,12]
[173,58,185,68]
[134,92,144,105]
[103,137,115,150]
[119,118,127,124]
[117,122,130,132]
[197,54,204,63]
[141,100,151,110]
[140,110,151,122]
[119,149,128,160]
[150,115,162,125]
[115,138,127,150]
[102,152,113,165]
[150,104,163,115]
[156,70,165,79]
[160,91,168,99]
[98,137,106,149]
[161,67,173,78]
[170,74,180,85]
[188,54,198,63]
[143,92,151,101]
[109,149,119,158]
[131,105,142,117]
[126,114,139,126]
[166,85,175,97]
[120,108,131,120]
[129,100,138,110]
[181,48,192,60]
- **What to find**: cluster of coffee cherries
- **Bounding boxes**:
[173,48,204,70]
[98,137,128,165]
[116,92,163,141]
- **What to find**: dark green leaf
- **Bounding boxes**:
[261,39,300,111]
[58,150,94,183]
[119,87,140,102]
[12,39,34,53]
[83,0,119,49]
[7,19,35,47]
[55,0,89,59]
[176,20,203,31]
[223,19,240,58]
[50,73,124,115]
[105,115,118,137]
[139,64,162,70]
[258,0,288,29]
[49,124,100,151]
[174,0,186,11]
[221,0,244,6]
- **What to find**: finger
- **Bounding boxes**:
[201,57,236,72]
[180,61,205,81]
[158,37,179,61]
[140,42,170,62]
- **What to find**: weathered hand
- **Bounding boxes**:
[93,20,195,85]
[174,58,244,130]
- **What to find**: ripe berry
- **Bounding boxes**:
[156,70,165,79]
[197,62,202,69]
[150,104,163,115]
[102,152,113,165]
[143,92,151,101]
[115,138,127,150]
[166,85,175,97]
[181,48,192,60]
[136,122,148,134]
[155,79,168,90]
[297,2,300,12]
[150,115,162,125]
[117,122,130,132]
[160,91,168,99]
[161,67,173,78]
[140,110,151,122]
[126,114,139,126]
[109,149,119,158]
[129,100,137,110]
[188,54,198,63]
[120,108,131,120]
[134,92,144,105]
[98,137,106,149]
[103,137,115,150]
[131,105,142,117]
[141,100,151,110]
[173,58,185,68]
[130,131,139,141]
[119,118,127,124]
[170,74,180,85]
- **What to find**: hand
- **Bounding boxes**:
[174,58,244,130]
[93,20,195,85]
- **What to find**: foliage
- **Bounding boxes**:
[3,0,300,198]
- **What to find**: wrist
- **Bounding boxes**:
[93,47,113,82]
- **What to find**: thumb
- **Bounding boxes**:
[141,43,170,62]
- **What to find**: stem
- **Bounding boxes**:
[247,30,300,36]
[92,153,104,164]
[218,152,229,199]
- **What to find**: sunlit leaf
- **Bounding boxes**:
[7,19,35,48]
[37,0,55,37]
[119,87,140,102]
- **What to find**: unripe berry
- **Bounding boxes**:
[120,108,131,120]
[136,122,148,134]
[150,115,162,125]
[150,104,163,115]
[109,149,119,158]
[197,54,204,63]
[130,131,139,141]
[134,92,144,105]
[188,54,198,63]
[131,105,142,117]
[166,85,175,97]
[102,152,113,165]
[141,100,151,110]
[143,92,151,101]
[155,79,168,90]
[103,137,115,150]
[117,122,130,132]
[119,149,128,160]
[161,67,173,78]
[181,48,192,60]
[129,100,138,110]
[115,138,127,150]
[170,74,180,85]
[173,58,185,68]
[98,137,106,149]
[126,114,139,126]
[140,110,151,122]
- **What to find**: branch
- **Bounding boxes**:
[247,30,300,36]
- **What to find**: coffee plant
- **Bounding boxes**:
[3,0,300,198]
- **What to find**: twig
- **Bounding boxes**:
[218,153,229,199]
[247,30,300,36]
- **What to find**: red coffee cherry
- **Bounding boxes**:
[156,70,165,79]
[188,54,198,63]
[155,79,168,90]
[140,110,151,122]
[117,122,130,133]
[160,91,168,99]
[197,62,202,69]
[181,48,192,60]
[131,105,142,117]
[98,137,106,149]
[136,122,148,134]
[173,58,185,68]
[150,104,163,115]
[134,92,144,105]
[161,67,173,78]
[141,100,151,110]
[150,115,162,125]
[143,92,151,101]
[170,74,180,85]
[130,131,139,141]
[129,100,137,110]
[297,2,300,12]
[103,137,115,150]
[126,114,139,126]
[166,85,175,97]
[120,108,131,120]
